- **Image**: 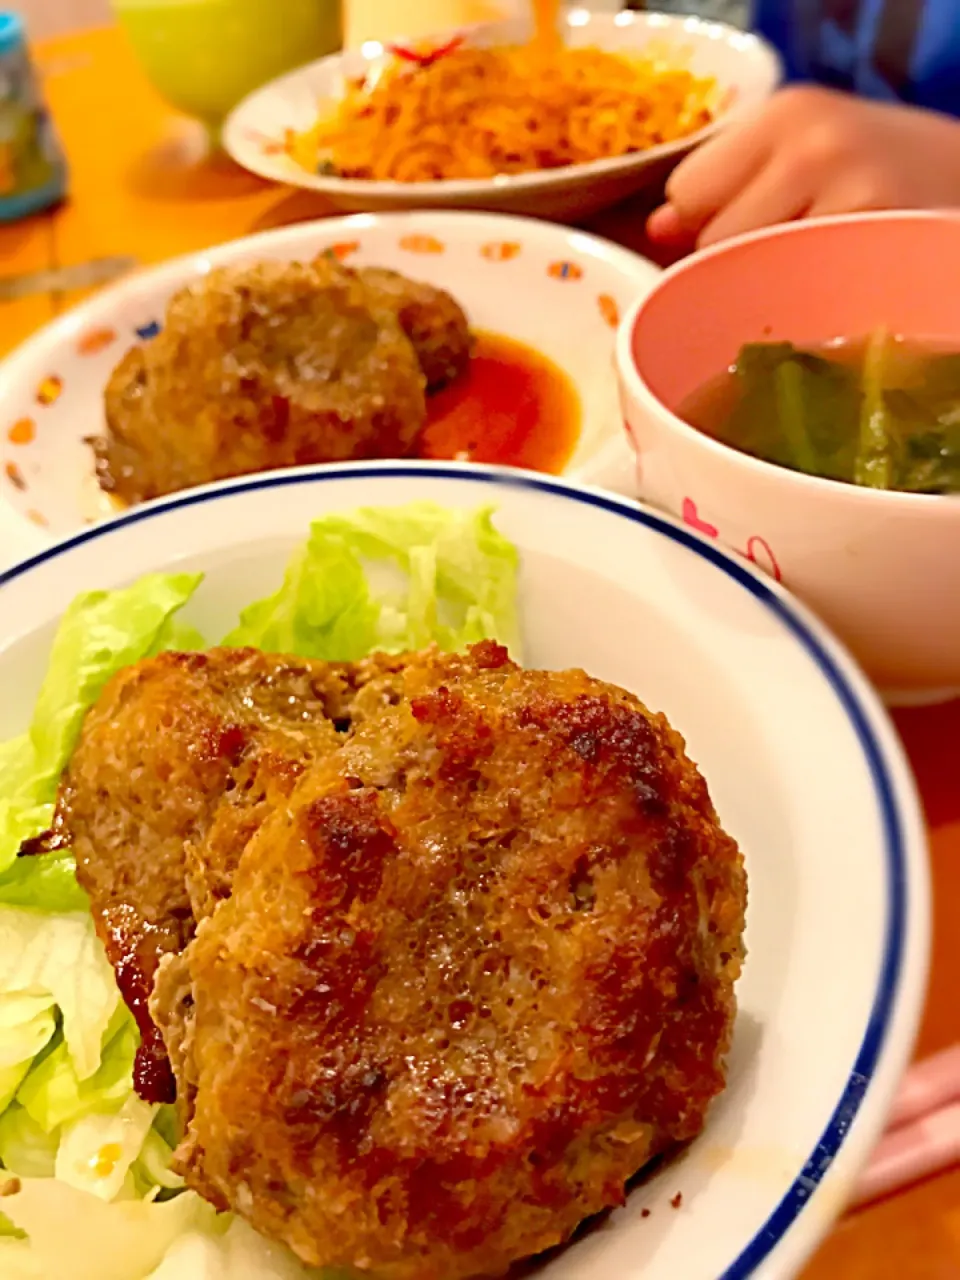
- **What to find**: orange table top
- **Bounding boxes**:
[2,23,960,1280]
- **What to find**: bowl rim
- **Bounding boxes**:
[222,10,783,198]
[0,459,930,1280]
[0,207,656,370]
[617,208,960,514]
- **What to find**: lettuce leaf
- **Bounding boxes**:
[225,502,520,659]
[0,852,89,915]
[0,1104,59,1178]
[1,1184,326,1280]
[0,1178,217,1280]
[0,1062,34,1117]
[0,996,57,1112]
[0,573,203,877]
[223,525,378,658]
[144,1216,329,1280]
[55,1094,156,1202]
[27,575,204,781]
[134,1125,184,1193]
[0,736,56,891]
[0,909,119,1082]
[0,998,57,1070]
[18,1009,137,1133]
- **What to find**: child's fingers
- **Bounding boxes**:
[645,203,692,245]
[805,169,905,219]
[663,112,772,235]
[697,157,813,247]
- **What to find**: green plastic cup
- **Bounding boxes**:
[112,0,343,139]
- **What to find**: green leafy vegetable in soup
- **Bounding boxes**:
[679,329,960,494]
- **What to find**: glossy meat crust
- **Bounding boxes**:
[38,645,433,1103]
[155,641,746,1280]
[95,258,427,504]
[354,266,472,390]
[45,648,355,1101]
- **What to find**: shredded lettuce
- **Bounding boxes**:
[0,1063,34,1117]
[0,849,89,914]
[145,1216,331,1279]
[0,573,203,884]
[0,1104,58,1178]
[136,1124,184,1192]
[0,1188,331,1279]
[0,503,520,1278]
[17,1007,137,1134]
[55,1093,157,1202]
[27,575,204,781]
[0,998,55,1113]
[0,909,120,1082]
[224,502,520,658]
[0,1179,219,1280]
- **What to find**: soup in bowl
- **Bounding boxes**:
[616,210,960,701]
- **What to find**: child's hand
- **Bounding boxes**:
[647,86,960,249]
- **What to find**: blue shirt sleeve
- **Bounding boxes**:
[752,0,960,116]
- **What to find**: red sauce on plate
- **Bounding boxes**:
[419,331,581,474]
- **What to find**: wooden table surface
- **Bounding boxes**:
[2,11,960,1278]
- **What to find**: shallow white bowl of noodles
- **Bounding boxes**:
[222,10,782,220]
[0,463,929,1280]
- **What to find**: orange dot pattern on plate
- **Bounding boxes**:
[27,509,48,528]
[598,294,620,328]
[547,261,583,281]
[399,234,444,254]
[36,375,63,406]
[480,241,521,262]
[321,240,360,261]
[4,461,26,490]
[77,327,117,356]
[7,417,35,445]
[247,127,285,156]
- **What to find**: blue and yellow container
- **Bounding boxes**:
[0,11,67,222]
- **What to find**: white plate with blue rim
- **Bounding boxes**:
[0,463,928,1280]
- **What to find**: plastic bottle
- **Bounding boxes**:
[0,11,68,222]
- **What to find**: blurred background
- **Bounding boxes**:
[23,0,751,41]
[23,1,111,39]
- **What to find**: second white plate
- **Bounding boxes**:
[0,210,657,555]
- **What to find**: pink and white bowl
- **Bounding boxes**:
[616,210,960,703]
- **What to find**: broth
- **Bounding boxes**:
[678,331,960,494]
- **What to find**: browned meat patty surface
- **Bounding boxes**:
[153,640,746,1280]
[354,266,472,390]
[44,648,352,1101]
[39,644,432,1103]
[94,258,427,505]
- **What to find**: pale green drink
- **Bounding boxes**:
[113,0,342,134]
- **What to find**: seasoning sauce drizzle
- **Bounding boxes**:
[420,331,580,474]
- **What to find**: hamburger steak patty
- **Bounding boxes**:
[354,265,472,390]
[150,641,746,1280]
[95,258,428,505]
[38,646,416,1102]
